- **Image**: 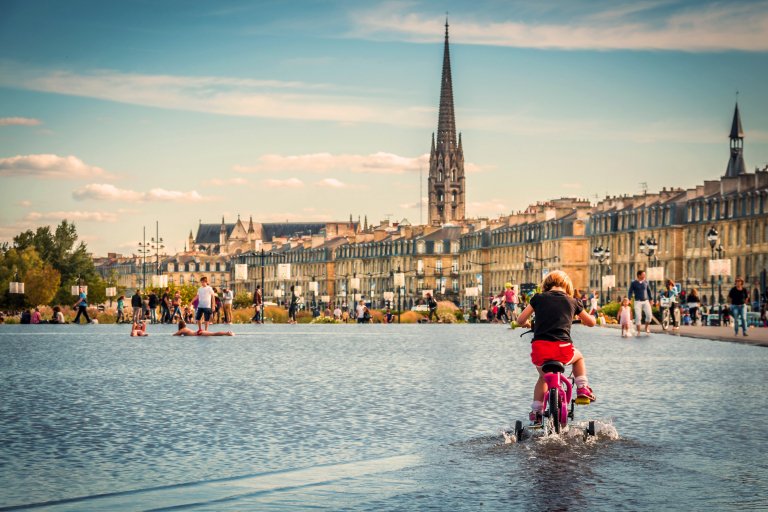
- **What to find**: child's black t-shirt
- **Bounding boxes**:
[530,290,583,343]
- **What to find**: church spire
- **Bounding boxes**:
[725,102,746,177]
[436,19,457,150]
[428,19,465,226]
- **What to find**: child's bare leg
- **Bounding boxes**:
[570,349,596,400]
[533,369,548,402]
[571,350,587,378]
[530,367,548,415]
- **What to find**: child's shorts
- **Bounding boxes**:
[531,340,575,367]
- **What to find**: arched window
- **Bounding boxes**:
[438,170,443,182]
[452,191,457,203]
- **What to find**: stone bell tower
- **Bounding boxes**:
[428,19,465,225]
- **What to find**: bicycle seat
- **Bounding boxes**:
[541,360,566,374]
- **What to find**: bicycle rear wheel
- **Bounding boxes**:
[548,388,560,434]
[514,420,524,442]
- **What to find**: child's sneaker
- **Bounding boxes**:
[577,386,596,402]
[529,410,542,424]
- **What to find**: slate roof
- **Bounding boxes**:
[195,224,235,244]
[262,223,329,241]
[419,226,463,241]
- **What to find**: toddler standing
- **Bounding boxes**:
[619,297,633,337]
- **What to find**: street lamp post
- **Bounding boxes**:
[639,236,658,298]
[138,226,151,290]
[152,221,165,278]
[592,245,611,306]
[707,226,719,306]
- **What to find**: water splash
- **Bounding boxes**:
[501,418,619,446]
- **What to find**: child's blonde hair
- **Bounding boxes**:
[540,270,575,297]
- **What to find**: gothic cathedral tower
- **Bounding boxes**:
[428,20,465,226]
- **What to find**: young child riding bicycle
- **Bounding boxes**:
[515,270,597,423]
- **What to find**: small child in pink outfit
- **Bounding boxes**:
[619,297,633,337]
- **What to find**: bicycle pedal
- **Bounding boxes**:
[574,397,591,405]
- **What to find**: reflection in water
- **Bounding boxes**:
[0,324,766,510]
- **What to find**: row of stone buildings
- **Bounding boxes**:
[215,164,765,309]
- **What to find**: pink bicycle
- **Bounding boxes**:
[514,359,596,441]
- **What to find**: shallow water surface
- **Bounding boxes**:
[0,324,766,510]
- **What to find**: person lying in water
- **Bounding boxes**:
[173,320,234,336]
[131,321,148,337]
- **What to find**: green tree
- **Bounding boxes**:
[8,220,106,306]
[0,247,45,309]
[24,265,61,307]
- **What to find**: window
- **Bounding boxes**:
[435,242,443,254]
[417,241,425,254]
[436,260,443,272]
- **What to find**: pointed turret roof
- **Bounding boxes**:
[436,19,457,149]
[248,215,255,233]
[730,102,744,139]
[725,102,747,178]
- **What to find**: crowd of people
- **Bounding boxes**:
[609,270,765,336]
[117,285,236,326]
[3,270,766,335]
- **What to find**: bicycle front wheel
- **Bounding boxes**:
[661,309,670,330]
[548,388,560,434]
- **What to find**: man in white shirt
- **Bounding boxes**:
[195,276,215,333]
[222,287,234,324]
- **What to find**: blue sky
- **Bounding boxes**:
[1,0,767,255]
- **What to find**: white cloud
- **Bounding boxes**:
[0,62,432,127]
[16,200,32,207]
[351,3,768,52]
[399,197,428,209]
[0,117,42,127]
[0,154,107,179]
[73,183,212,202]
[262,177,304,188]
[237,152,431,175]
[315,178,361,189]
[25,210,118,223]
[145,188,209,202]
[204,177,249,187]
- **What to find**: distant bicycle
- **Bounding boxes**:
[659,297,680,331]
[513,359,595,441]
